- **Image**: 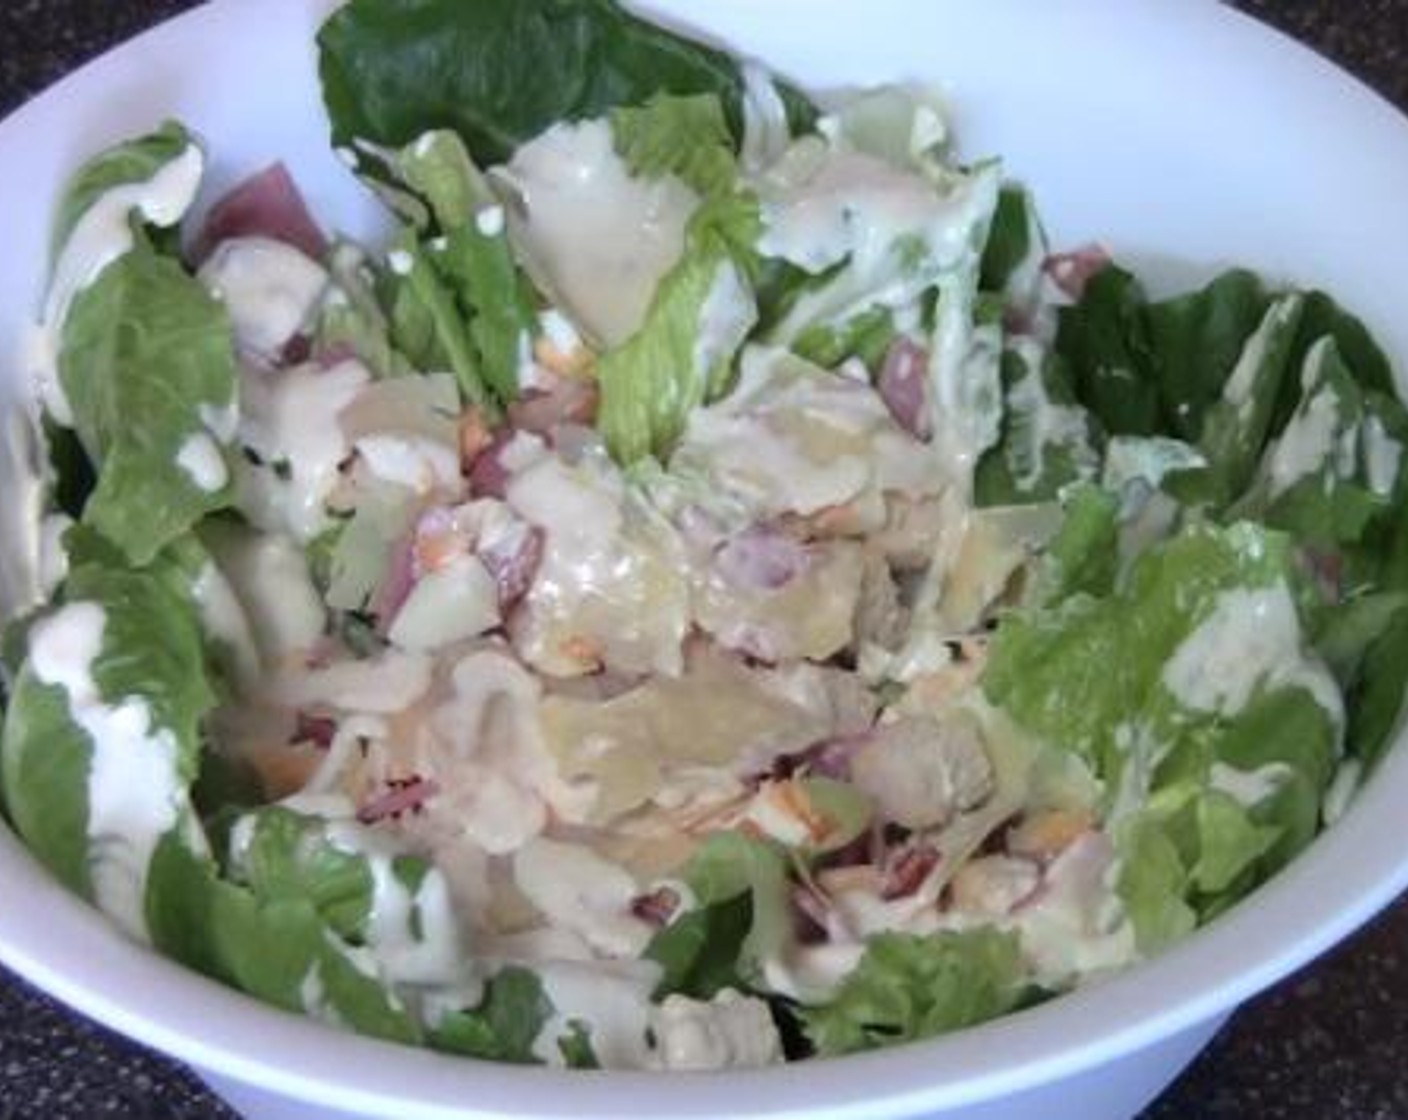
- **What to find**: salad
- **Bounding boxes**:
[2,0,1407,1072]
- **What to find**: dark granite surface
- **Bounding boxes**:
[2,1,1408,1117]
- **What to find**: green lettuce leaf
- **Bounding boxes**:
[800,929,1028,1056]
[1,555,215,929]
[318,0,817,167]
[644,893,751,1001]
[430,966,552,1063]
[1054,264,1159,436]
[612,93,738,197]
[1144,269,1270,442]
[50,121,193,265]
[791,306,895,371]
[384,232,497,414]
[986,520,1341,938]
[816,86,949,177]
[673,832,791,982]
[974,342,1101,506]
[317,240,415,378]
[1113,814,1196,953]
[59,240,237,566]
[599,205,757,464]
[1034,484,1120,604]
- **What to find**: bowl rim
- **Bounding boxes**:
[2,1,1408,1117]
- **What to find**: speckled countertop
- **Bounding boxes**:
[3,2,1408,1117]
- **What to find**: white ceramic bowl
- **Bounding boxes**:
[4,2,1408,1117]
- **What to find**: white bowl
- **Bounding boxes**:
[4,2,1408,1117]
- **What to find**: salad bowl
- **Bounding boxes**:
[4,2,1408,1118]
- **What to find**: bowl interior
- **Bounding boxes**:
[3,1,1408,1117]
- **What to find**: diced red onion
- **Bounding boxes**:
[192,162,329,264]
[1043,244,1111,300]
[877,337,932,441]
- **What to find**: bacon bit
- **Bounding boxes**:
[357,776,440,824]
[879,843,940,901]
[1007,810,1093,862]
[458,408,494,473]
[291,713,337,750]
[878,337,932,441]
[1043,244,1111,300]
[480,524,544,610]
[629,886,682,927]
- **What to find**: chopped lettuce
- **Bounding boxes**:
[1,553,215,936]
[599,207,758,463]
[318,0,817,168]
[985,521,1340,940]
[975,341,1101,505]
[431,967,551,1063]
[49,120,194,265]
[58,239,237,566]
[611,93,739,197]
[800,929,1028,1055]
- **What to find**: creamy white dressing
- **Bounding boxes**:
[647,990,783,1071]
[276,650,432,715]
[192,560,261,690]
[507,444,689,677]
[475,205,505,238]
[0,410,48,623]
[1209,761,1291,808]
[1266,339,1341,499]
[1222,294,1303,418]
[31,144,205,427]
[387,555,500,652]
[529,959,659,1068]
[37,512,73,600]
[353,433,460,494]
[175,432,229,493]
[1002,336,1095,493]
[1101,435,1205,517]
[511,838,653,958]
[328,820,472,990]
[692,260,758,383]
[29,602,188,942]
[202,526,325,666]
[1363,413,1402,496]
[1005,833,1136,987]
[499,119,698,347]
[1161,582,1343,726]
[417,649,594,853]
[675,344,943,521]
[235,358,369,541]
[198,236,328,359]
[762,151,999,353]
[740,63,791,175]
[1323,758,1362,826]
